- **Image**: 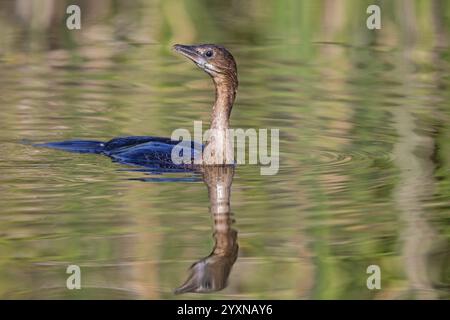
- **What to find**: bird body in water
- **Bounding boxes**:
[36,44,238,171]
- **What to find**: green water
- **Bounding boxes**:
[0,0,449,299]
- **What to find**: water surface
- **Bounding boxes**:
[0,0,449,299]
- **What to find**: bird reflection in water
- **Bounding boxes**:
[175,165,238,294]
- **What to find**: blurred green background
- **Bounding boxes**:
[0,0,449,299]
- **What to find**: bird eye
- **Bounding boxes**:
[205,50,213,58]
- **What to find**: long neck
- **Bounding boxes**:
[203,76,236,165]
[210,77,236,130]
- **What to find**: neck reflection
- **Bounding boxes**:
[175,165,238,294]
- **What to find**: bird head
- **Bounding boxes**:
[173,44,238,89]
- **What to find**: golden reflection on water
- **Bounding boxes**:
[176,166,238,294]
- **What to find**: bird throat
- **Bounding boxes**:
[203,76,236,165]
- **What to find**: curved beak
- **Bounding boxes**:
[173,44,206,67]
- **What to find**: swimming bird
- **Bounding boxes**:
[36,44,238,171]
